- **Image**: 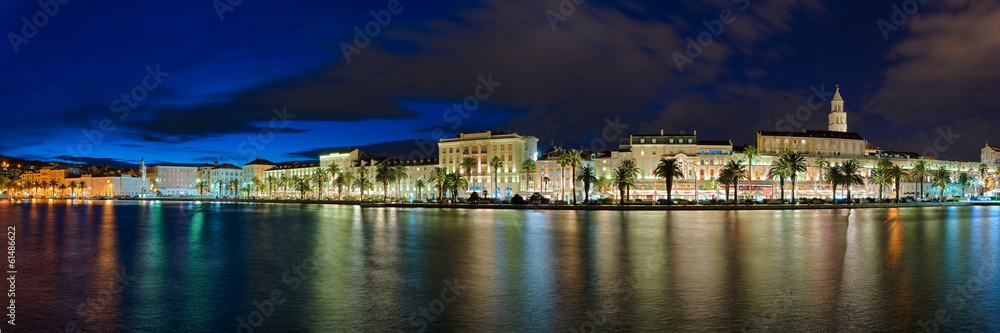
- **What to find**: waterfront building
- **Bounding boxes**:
[22,167,68,185]
[209,163,243,197]
[195,163,214,196]
[757,130,867,158]
[147,164,199,196]
[262,161,321,198]
[382,157,440,200]
[438,131,539,198]
[62,174,147,197]
[983,143,1000,164]
[319,149,365,172]
[242,158,275,186]
[610,131,736,201]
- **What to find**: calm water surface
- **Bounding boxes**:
[3,200,1000,332]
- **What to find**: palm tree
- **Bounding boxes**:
[520,159,536,192]
[196,180,208,197]
[333,171,351,199]
[69,181,77,197]
[229,179,240,198]
[429,166,448,201]
[48,180,57,197]
[353,168,374,200]
[957,173,973,199]
[415,179,426,200]
[559,150,584,204]
[446,172,468,200]
[815,156,829,178]
[977,163,990,196]
[460,157,478,194]
[911,160,930,200]
[655,157,683,204]
[77,181,87,198]
[932,167,951,200]
[292,175,311,199]
[768,155,790,201]
[612,167,633,205]
[825,165,844,203]
[576,165,597,203]
[743,145,759,181]
[782,151,808,203]
[58,184,67,197]
[593,175,610,199]
[839,159,865,204]
[393,165,408,200]
[723,160,747,206]
[869,157,892,203]
[489,156,503,199]
[279,174,290,199]
[869,168,892,203]
[614,159,640,204]
[313,167,330,199]
[251,176,265,199]
[375,161,395,202]
[887,165,908,203]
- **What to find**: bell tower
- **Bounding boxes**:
[828,85,847,132]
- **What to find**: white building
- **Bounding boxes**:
[209,163,244,197]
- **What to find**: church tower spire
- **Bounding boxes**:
[828,85,847,132]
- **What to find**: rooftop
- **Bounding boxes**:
[758,130,865,141]
[244,158,276,166]
[212,163,241,170]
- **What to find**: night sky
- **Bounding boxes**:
[2,0,997,167]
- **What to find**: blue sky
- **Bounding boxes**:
[2,0,998,167]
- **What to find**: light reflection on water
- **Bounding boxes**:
[2,200,999,332]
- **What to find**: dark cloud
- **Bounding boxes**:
[862,0,1000,160]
